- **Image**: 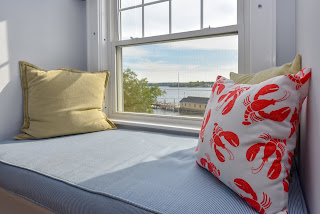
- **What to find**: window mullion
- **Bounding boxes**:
[200,0,203,29]
[117,0,121,40]
[169,0,172,34]
[142,0,145,37]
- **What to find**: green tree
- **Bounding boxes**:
[123,68,165,113]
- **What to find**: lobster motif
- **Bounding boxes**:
[210,76,226,101]
[195,145,199,152]
[216,85,250,115]
[246,133,287,180]
[197,153,220,178]
[200,109,211,142]
[289,108,299,138]
[289,100,303,138]
[210,123,239,162]
[232,178,272,214]
[287,68,311,90]
[283,152,294,192]
[242,84,291,125]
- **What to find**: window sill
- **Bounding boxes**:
[111,118,201,137]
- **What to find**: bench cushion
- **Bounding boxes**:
[0,129,307,213]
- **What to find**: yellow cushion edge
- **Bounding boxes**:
[230,54,301,84]
[14,133,36,140]
[19,61,44,132]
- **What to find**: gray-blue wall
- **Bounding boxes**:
[0,0,87,141]
[296,0,320,212]
[276,0,296,66]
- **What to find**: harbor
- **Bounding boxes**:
[151,86,211,117]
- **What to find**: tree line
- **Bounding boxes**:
[123,68,165,113]
[148,81,214,88]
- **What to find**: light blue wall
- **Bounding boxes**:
[0,0,87,141]
[276,0,296,66]
[296,0,320,213]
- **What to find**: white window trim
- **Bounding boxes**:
[86,0,276,132]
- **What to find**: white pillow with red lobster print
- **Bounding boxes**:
[196,68,311,214]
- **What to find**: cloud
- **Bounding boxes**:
[121,7,142,40]
[123,60,237,83]
[144,2,169,37]
[203,0,237,28]
[122,46,151,58]
[171,0,201,33]
[120,0,142,8]
[164,35,238,50]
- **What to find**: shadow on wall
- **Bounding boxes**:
[0,79,23,141]
[0,20,23,141]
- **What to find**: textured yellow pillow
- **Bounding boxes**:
[230,54,301,84]
[14,61,116,140]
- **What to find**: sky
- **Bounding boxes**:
[120,0,238,83]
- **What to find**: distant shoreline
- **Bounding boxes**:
[149,81,214,88]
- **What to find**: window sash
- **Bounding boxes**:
[118,0,238,40]
[105,0,245,130]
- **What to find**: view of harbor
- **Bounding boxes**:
[152,86,212,117]
[120,35,238,117]
[156,86,211,105]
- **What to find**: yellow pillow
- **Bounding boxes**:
[14,61,116,140]
[230,54,301,84]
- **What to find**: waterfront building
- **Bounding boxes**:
[179,96,209,113]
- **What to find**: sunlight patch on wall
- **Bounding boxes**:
[0,20,10,92]
[0,64,10,92]
[0,20,9,66]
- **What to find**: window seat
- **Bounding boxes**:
[0,129,307,213]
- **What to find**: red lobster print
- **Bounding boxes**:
[210,123,239,162]
[197,153,220,178]
[232,178,272,214]
[200,109,211,142]
[216,86,250,115]
[246,133,287,180]
[289,100,303,138]
[283,152,294,192]
[210,76,226,100]
[287,68,311,90]
[289,108,299,138]
[242,84,291,125]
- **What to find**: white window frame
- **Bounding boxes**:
[86,0,276,133]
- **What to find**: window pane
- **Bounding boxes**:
[204,0,237,28]
[120,0,142,8]
[120,8,142,40]
[119,35,238,117]
[172,0,200,33]
[144,2,169,37]
[144,0,158,3]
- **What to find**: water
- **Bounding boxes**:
[152,86,211,117]
[157,86,211,104]
[152,108,180,116]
